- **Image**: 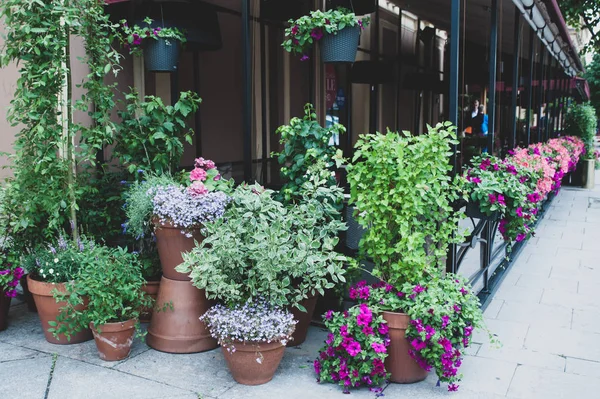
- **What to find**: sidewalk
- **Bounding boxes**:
[2,182,600,398]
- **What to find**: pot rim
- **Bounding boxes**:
[382,310,411,330]
[26,275,71,296]
[90,318,137,334]
[151,217,202,231]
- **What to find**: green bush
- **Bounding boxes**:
[565,103,597,160]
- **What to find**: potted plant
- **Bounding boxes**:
[120,17,186,72]
[345,122,466,383]
[138,244,162,323]
[51,247,153,361]
[22,236,95,344]
[201,299,296,385]
[178,179,348,347]
[282,8,370,63]
[565,103,597,188]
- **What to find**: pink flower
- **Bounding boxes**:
[291,25,299,35]
[460,287,468,295]
[497,194,506,206]
[371,342,386,353]
[397,291,405,298]
[425,325,436,340]
[190,167,207,182]
[356,304,373,327]
[410,338,427,351]
[362,326,374,335]
[413,285,425,294]
[214,174,222,181]
[313,359,321,374]
[479,158,491,170]
[441,315,450,329]
[488,193,497,204]
[378,323,388,335]
[516,233,526,242]
[358,286,370,300]
[345,340,362,357]
[187,181,208,196]
[324,310,333,320]
[453,304,461,313]
[326,333,334,345]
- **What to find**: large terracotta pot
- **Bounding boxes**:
[91,319,136,361]
[222,341,285,385]
[0,291,12,331]
[383,311,429,383]
[140,280,160,323]
[288,294,318,347]
[146,276,217,353]
[153,219,203,280]
[27,275,92,344]
[20,274,37,312]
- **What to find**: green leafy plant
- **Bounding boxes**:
[282,8,369,59]
[178,182,348,310]
[565,103,597,160]
[119,17,186,56]
[113,91,202,175]
[50,246,153,339]
[273,103,345,203]
[346,123,465,287]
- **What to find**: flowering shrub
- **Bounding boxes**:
[314,304,389,393]
[0,249,23,298]
[200,300,296,357]
[565,103,596,160]
[187,157,231,197]
[282,8,369,60]
[119,17,186,56]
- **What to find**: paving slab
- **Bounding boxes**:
[0,354,53,399]
[524,326,600,362]
[565,357,600,377]
[495,301,572,329]
[507,364,600,398]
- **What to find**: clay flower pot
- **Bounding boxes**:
[27,275,93,344]
[383,311,429,383]
[91,319,136,361]
[0,290,12,331]
[222,341,286,385]
[140,280,160,323]
[146,276,217,353]
[288,294,318,347]
[20,274,37,312]
[153,219,203,281]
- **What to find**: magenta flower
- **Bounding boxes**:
[325,310,334,320]
[371,342,387,353]
[358,286,370,300]
[479,158,491,170]
[413,285,425,294]
[425,325,436,340]
[326,333,334,345]
[448,383,459,392]
[378,323,388,335]
[460,287,468,295]
[362,326,374,335]
[291,25,299,35]
[340,325,349,337]
[397,291,405,298]
[497,194,506,206]
[313,359,321,374]
[519,175,528,183]
[356,304,373,327]
[488,193,497,204]
[300,54,310,62]
[453,304,461,313]
[516,233,526,242]
[516,207,524,217]
[410,338,427,351]
[345,340,362,357]
[187,181,208,197]
[493,163,500,171]
[358,20,364,30]
[310,28,323,40]
[190,167,207,182]
[441,315,450,329]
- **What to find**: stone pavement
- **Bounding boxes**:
[2,180,600,399]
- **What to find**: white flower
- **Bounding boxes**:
[39,269,44,274]
[49,269,54,274]
[53,258,59,263]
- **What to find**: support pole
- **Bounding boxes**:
[395,7,403,131]
[260,18,268,184]
[525,29,535,145]
[510,9,521,150]
[193,51,202,158]
[413,18,421,134]
[487,0,498,153]
[544,58,554,141]
[369,2,380,133]
[242,0,252,182]
[536,47,546,143]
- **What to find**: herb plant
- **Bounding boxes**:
[282,8,370,59]
[119,17,186,56]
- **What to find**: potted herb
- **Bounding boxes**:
[201,300,296,385]
[120,17,186,72]
[283,8,369,63]
[52,247,153,361]
[346,122,465,383]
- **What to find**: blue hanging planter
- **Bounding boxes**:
[144,38,181,72]
[320,26,360,64]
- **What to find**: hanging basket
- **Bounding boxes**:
[320,26,360,64]
[144,37,181,72]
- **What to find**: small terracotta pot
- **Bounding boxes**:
[288,294,318,347]
[20,274,37,312]
[153,219,203,281]
[27,275,93,344]
[222,341,285,385]
[383,311,429,383]
[146,276,217,353]
[0,291,12,331]
[91,319,136,361]
[140,280,160,323]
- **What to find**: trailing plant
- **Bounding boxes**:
[273,104,346,204]
[0,249,23,298]
[314,303,389,394]
[0,0,121,248]
[119,17,186,56]
[282,8,369,60]
[346,123,465,287]
[178,183,348,310]
[200,299,296,354]
[565,103,597,160]
[113,91,202,175]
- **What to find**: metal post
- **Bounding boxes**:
[413,18,421,134]
[525,29,535,145]
[510,9,521,150]
[242,0,252,182]
[535,47,546,143]
[544,58,554,141]
[395,7,403,131]
[487,0,498,153]
[260,18,268,184]
[193,51,202,158]
[369,2,380,133]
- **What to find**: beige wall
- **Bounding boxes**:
[0,24,19,180]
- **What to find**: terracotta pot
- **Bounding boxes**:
[146,276,217,353]
[222,341,285,385]
[153,219,203,281]
[91,319,136,361]
[140,280,160,323]
[0,291,12,331]
[20,274,37,312]
[27,275,93,344]
[288,294,318,347]
[383,311,429,384]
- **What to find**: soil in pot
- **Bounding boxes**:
[146,276,217,353]
[91,319,136,361]
[0,291,12,331]
[140,280,160,323]
[222,341,285,385]
[288,295,318,347]
[383,311,429,384]
[20,274,37,312]
[27,275,93,344]
[153,220,203,281]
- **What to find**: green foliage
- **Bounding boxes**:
[50,246,153,339]
[178,182,348,309]
[585,53,600,117]
[565,103,597,159]
[282,8,370,56]
[113,91,202,175]
[562,0,600,54]
[273,103,346,203]
[119,17,186,56]
[346,123,465,287]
